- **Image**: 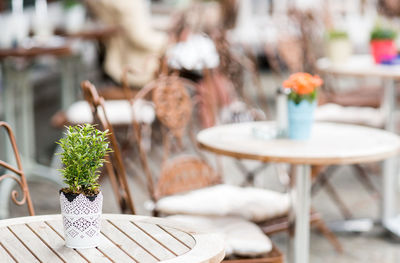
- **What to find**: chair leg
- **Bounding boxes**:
[352,164,380,199]
[314,219,343,253]
[312,168,353,220]
[234,160,268,186]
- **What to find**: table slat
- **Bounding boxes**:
[102,220,157,263]
[0,242,17,263]
[8,224,64,263]
[0,227,40,263]
[110,219,176,261]
[159,226,196,249]
[46,220,112,263]
[27,221,87,263]
[134,222,190,256]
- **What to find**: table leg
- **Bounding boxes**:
[60,55,79,110]
[18,68,35,161]
[381,78,400,235]
[383,78,396,132]
[288,164,311,263]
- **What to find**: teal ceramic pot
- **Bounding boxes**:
[288,100,317,140]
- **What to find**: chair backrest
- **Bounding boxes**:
[81,81,135,214]
[0,122,34,216]
[132,75,221,202]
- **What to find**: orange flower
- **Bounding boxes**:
[283,73,323,95]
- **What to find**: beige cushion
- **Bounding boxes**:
[66,99,155,125]
[156,184,290,222]
[167,215,272,257]
[315,103,385,128]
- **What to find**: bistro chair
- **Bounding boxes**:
[81,81,135,214]
[0,121,34,216]
[137,76,286,261]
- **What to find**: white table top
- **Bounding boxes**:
[316,55,400,79]
[197,122,400,165]
[0,214,225,263]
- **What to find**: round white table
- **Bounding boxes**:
[197,121,400,263]
[0,214,225,263]
[316,55,400,237]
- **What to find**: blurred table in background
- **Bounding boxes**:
[317,55,400,237]
[0,39,72,219]
[197,121,400,263]
[54,24,119,41]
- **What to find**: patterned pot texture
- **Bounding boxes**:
[370,40,397,64]
[288,100,317,140]
[60,191,103,249]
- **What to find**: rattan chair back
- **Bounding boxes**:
[132,75,220,201]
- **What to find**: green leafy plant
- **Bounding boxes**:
[327,30,348,40]
[57,124,111,195]
[288,89,317,104]
[370,27,397,41]
[63,0,80,9]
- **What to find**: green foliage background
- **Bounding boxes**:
[57,124,111,195]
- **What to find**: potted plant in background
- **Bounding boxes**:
[370,27,397,63]
[57,124,111,249]
[283,73,323,140]
[63,0,86,34]
[326,30,352,64]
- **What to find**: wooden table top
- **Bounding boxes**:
[197,122,400,165]
[0,41,71,59]
[316,55,400,79]
[0,214,225,263]
[54,25,119,40]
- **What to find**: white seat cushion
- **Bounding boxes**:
[315,103,385,128]
[66,99,155,125]
[156,184,290,222]
[167,215,272,257]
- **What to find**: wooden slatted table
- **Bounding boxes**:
[0,214,225,263]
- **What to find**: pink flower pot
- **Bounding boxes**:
[370,40,397,63]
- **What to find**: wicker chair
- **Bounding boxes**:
[81,81,135,214]
[131,75,285,262]
[0,121,34,216]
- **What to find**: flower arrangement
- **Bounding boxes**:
[283,73,323,104]
[283,73,323,140]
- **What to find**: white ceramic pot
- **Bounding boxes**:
[327,39,352,64]
[65,5,86,34]
[60,191,103,249]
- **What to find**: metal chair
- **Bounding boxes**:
[81,81,135,214]
[0,121,34,216]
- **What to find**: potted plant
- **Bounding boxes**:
[283,73,323,140]
[326,30,351,64]
[57,124,111,249]
[370,27,397,63]
[63,0,86,33]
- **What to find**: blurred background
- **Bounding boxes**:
[1,0,400,262]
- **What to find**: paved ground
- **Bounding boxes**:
[4,69,400,262]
